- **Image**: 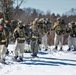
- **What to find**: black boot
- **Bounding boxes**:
[53,46,57,50]
[17,57,23,62]
[55,46,57,49]
[13,56,18,61]
[53,46,57,52]
[19,57,23,61]
[45,48,48,51]
[67,48,71,51]
[6,49,9,55]
[72,48,76,51]
[32,53,37,57]
[59,47,63,51]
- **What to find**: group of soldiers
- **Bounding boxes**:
[51,17,76,51]
[0,17,76,64]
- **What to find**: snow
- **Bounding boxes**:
[0,44,76,75]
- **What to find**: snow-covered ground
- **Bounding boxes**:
[0,44,76,75]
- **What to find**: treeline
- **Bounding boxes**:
[11,8,76,24]
[0,7,76,24]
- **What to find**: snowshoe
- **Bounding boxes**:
[52,48,57,52]
[12,56,18,61]
[67,48,71,52]
[0,59,7,64]
[72,49,76,51]
[59,49,63,51]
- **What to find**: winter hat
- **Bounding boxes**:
[18,21,23,25]
[57,17,61,21]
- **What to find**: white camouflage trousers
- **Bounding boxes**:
[54,33,64,49]
[68,35,76,50]
[14,40,25,58]
[42,34,48,49]
[0,45,7,60]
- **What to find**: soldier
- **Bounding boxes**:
[51,17,66,51]
[32,18,42,50]
[24,24,32,52]
[13,21,25,62]
[41,18,51,51]
[5,20,13,44]
[30,22,41,57]
[67,21,76,51]
[0,25,9,64]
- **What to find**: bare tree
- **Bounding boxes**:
[0,0,25,20]
[13,0,27,16]
[0,0,14,20]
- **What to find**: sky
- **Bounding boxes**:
[19,0,76,15]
